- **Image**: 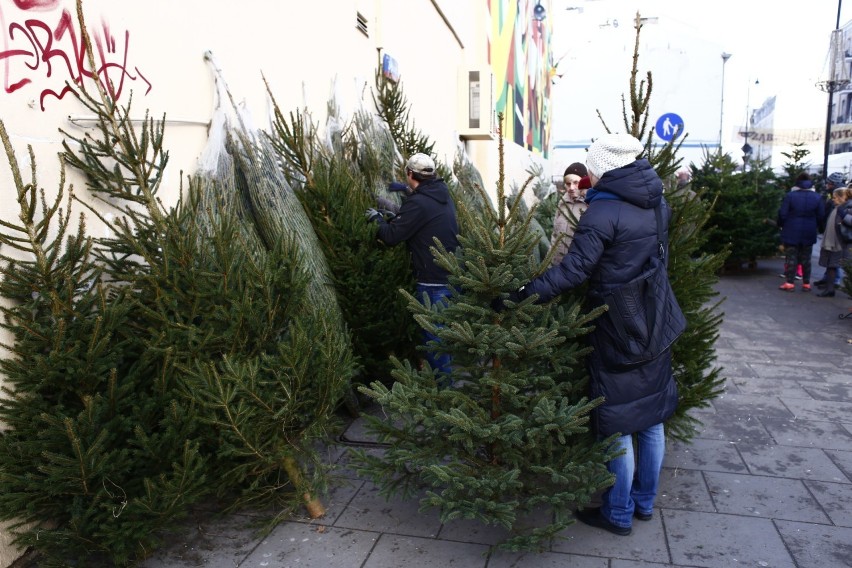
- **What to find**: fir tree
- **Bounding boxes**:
[452,148,498,219]
[663,156,728,439]
[692,150,782,270]
[60,65,355,526]
[508,162,553,265]
[353,119,617,551]
[778,143,813,188]
[372,69,436,166]
[0,117,208,565]
[265,80,419,384]
[534,190,558,240]
[372,69,469,213]
[24,11,354,562]
[842,258,852,299]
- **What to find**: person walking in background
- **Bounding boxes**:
[675,169,691,191]
[815,186,851,298]
[550,163,589,266]
[365,153,460,386]
[823,171,845,198]
[777,173,825,292]
[508,133,679,536]
[815,172,846,289]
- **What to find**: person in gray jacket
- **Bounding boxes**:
[511,133,678,536]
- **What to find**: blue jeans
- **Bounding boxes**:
[600,422,666,528]
[416,284,453,387]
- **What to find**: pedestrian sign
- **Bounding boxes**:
[655,113,684,142]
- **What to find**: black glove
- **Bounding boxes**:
[491,285,528,312]
[508,285,529,304]
[388,182,408,192]
[365,208,384,223]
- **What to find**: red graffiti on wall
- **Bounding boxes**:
[0,3,150,110]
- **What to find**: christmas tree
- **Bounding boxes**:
[694,150,782,271]
[58,59,355,525]
[264,81,418,385]
[0,117,208,565]
[508,162,553,265]
[353,119,617,550]
[0,7,356,561]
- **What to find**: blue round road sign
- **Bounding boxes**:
[655,113,684,142]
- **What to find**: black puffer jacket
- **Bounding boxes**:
[522,159,678,436]
[375,178,460,284]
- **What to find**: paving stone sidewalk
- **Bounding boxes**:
[139,255,852,568]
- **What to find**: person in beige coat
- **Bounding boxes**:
[550,162,590,266]
[816,187,852,297]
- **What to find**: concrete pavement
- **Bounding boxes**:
[138,254,852,568]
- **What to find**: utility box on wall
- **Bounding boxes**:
[458,67,496,140]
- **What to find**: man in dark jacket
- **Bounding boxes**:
[366,153,460,385]
[512,133,679,536]
[777,173,825,291]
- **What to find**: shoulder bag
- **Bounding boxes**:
[589,205,687,367]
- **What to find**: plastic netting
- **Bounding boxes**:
[196,52,345,333]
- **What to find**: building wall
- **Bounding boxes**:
[0,1,552,563]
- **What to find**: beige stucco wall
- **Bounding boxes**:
[0,1,550,564]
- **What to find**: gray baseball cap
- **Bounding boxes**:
[406,153,436,175]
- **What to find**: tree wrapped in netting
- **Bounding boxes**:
[264,77,419,385]
[508,162,552,265]
[0,8,354,559]
[353,121,617,551]
[177,64,356,519]
[533,184,559,240]
[372,69,436,167]
[452,147,495,217]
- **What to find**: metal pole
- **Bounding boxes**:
[823,0,843,178]
[824,92,835,178]
[719,53,731,150]
[743,80,756,171]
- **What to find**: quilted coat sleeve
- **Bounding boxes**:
[777,192,790,228]
[523,204,614,303]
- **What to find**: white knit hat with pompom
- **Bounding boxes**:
[586,133,643,179]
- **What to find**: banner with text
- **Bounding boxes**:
[737,125,852,145]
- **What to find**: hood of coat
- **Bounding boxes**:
[591,159,663,210]
[414,178,450,204]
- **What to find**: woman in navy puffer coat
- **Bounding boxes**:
[515,133,678,536]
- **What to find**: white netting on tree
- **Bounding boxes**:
[196,51,345,333]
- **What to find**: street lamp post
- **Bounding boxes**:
[719,52,731,150]
[742,79,758,171]
[817,0,847,179]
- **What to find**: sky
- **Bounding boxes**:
[549,0,852,172]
